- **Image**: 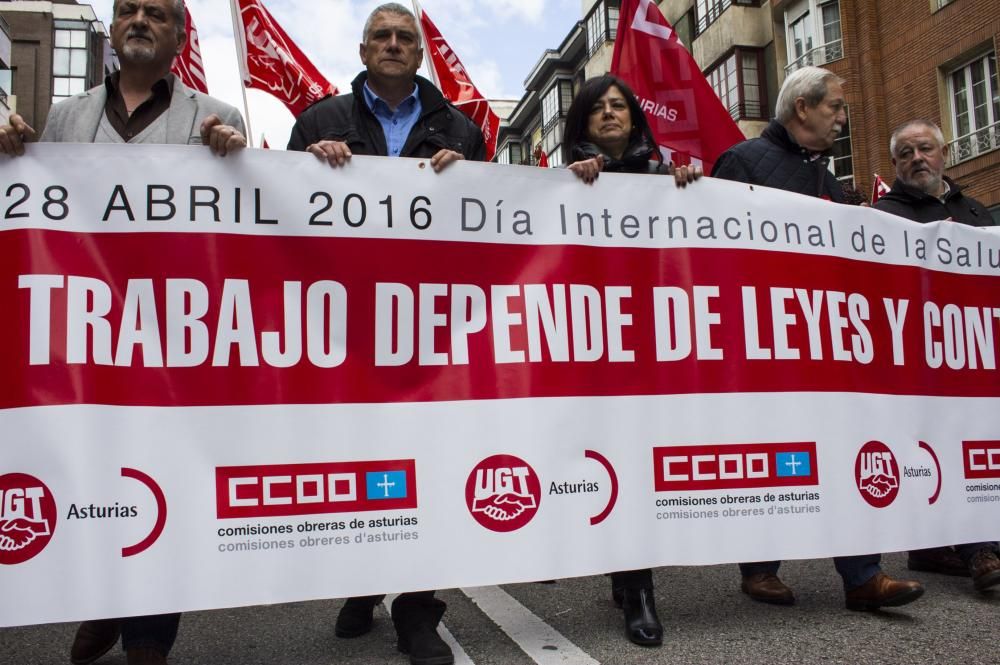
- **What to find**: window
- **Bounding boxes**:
[706,48,767,121]
[784,1,843,73]
[497,141,522,165]
[830,107,853,184]
[586,1,620,57]
[52,23,90,103]
[0,69,10,109]
[541,79,573,132]
[948,52,1000,165]
[695,0,759,35]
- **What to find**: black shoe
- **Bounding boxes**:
[335,596,380,638]
[622,588,663,647]
[393,597,454,665]
[70,619,121,665]
[612,584,624,608]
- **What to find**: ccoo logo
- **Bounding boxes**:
[465,455,541,533]
[0,473,57,565]
[855,441,900,508]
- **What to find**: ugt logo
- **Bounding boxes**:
[855,441,900,508]
[465,455,541,533]
[0,473,57,565]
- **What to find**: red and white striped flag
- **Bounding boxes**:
[231,0,337,117]
[413,0,500,161]
[171,3,209,94]
[871,174,891,205]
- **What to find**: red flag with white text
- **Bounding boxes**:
[413,0,500,161]
[171,4,208,94]
[611,0,744,173]
[871,174,890,205]
[232,0,337,117]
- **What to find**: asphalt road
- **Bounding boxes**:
[3,553,998,665]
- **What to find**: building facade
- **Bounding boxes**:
[0,0,114,132]
[0,12,11,125]
[497,0,999,219]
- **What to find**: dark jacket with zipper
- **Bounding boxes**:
[710,120,845,202]
[287,72,485,160]
[874,176,996,227]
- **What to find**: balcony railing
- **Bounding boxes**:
[784,39,844,74]
[947,121,1000,167]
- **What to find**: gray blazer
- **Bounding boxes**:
[40,78,246,143]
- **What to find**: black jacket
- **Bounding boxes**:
[874,176,996,227]
[570,138,671,175]
[711,120,845,202]
[287,73,485,161]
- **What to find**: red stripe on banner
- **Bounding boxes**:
[1,230,999,408]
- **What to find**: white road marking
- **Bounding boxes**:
[383,594,475,665]
[460,586,600,665]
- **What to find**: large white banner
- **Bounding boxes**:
[1,145,998,626]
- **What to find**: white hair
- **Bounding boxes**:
[775,66,843,124]
[889,119,946,158]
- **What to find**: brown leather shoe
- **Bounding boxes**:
[969,549,1000,591]
[741,572,795,605]
[126,647,168,665]
[907,547,969,577]
[845,572,924,610]
[70,619,121,665]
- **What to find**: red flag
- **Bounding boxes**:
[533,145,549,168]
[871,173,890,205]
[413,0,500,161]
[611,0,744,174]
[232,0,337,117]
[171,4,208,94]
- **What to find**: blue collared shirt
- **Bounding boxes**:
[362,82,422,157]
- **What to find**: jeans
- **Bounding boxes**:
[740,554,882,591]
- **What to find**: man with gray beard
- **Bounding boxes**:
[0,2,246,664]
[876,120,999,589]
[875,119,997,227]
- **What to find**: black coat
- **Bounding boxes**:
[874,177,996,227]
[711,120,845,202]
[570,138,671,175]
[287,72,485,161]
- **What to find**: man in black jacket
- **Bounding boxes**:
[287,5,484,167]
[713,66,925,612]
[875,119,997,227]
[875,119,1000,592]
[287,4,484,665]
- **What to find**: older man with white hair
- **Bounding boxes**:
[876,119,997,226]
[876,120,999,590]
[712,66,925,612]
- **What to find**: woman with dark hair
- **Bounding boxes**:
[561,75,698,648]
[564,74,699,186]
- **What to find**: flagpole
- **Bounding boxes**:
[410,0,440,89]
[229,0,255,147]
